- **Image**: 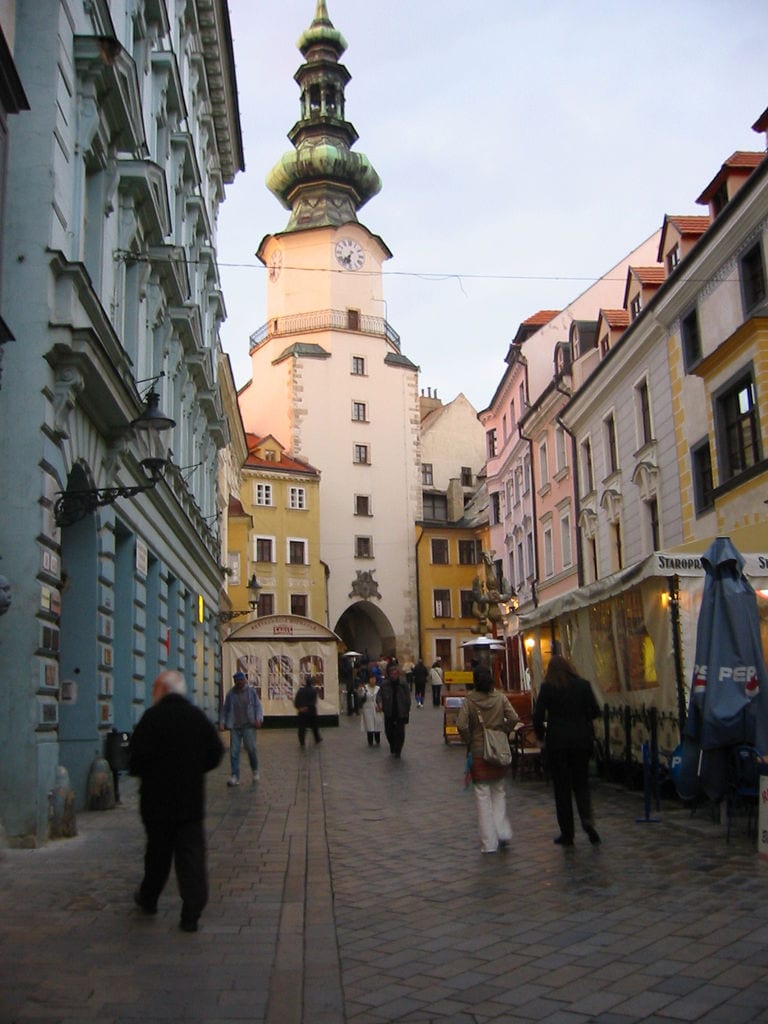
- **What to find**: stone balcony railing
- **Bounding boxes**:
[249,308,401,352]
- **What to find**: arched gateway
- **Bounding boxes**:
[334,600,398,664]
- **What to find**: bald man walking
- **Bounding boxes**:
[129,670,223,932]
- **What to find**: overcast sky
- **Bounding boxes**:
[218,1,766,412]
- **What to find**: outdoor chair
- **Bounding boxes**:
[725,744,761,842]
[511,722,543,780]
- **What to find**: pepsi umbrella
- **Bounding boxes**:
[678,537,768,801]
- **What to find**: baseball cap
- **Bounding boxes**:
[233,671,247,681]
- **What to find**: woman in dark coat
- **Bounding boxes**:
[532,655,601,847]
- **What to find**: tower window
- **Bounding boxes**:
[355,536,373,558]
[355,494,371,516]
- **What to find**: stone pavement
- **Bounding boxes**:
[2,700,768,1024]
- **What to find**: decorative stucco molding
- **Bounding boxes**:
[52,365,85,438]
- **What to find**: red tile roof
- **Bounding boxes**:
[244,450,320,475]
[657,215,711,264]
[666,215,711,236]
[600,309,630,329]
[696,151,765,204]
[623,266,665,309]
[523,310,560,327]
[630,266,666,285]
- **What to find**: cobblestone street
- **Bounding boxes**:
[2,702,768,1023]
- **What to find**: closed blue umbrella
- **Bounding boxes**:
[679,537,768,801]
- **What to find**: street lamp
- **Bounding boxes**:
[54,378,176,527]
[218,574,262,623]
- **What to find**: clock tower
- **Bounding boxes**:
[239,1,421,663]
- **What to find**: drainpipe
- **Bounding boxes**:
[516,425,539,609]
[555,384,583,589]
[415,525,424,659]
[667,574,686,740]
[321,560,330,628]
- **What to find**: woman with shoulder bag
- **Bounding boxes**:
[532,654,601,847]
[457,666,519,854]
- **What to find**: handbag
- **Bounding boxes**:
[475,707,512,767]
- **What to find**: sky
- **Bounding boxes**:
[217,1,767,413]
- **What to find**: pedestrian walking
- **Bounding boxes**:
[294,674,323,746]
[403,659,415,694]
[219,670,264,785]
[129,670,224,932]
[376,662,411,757]
[413,657,428,707]
[457,666,518,854]
[532,654,602,847]
[429,659,444,707]
[358,671,384,746]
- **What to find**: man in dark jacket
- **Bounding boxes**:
[129,670,223,932]
[294,674,323,746]
[376,662,411,757]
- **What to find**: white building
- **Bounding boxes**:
[238,2,420,662]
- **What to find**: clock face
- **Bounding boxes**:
[268,249,282,282]
[334,237,365,271]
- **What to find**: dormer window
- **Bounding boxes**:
[630,295,641,321]
[599,334,610,357]
[554,342,571,376]
[711,181,729,216]
[666,244,680,274]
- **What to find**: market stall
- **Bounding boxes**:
[223,615,342,725]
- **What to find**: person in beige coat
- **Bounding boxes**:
[457,666,518,854]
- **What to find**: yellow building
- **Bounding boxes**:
[225,434,327,630]
[415,489,489,672]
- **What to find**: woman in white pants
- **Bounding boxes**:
[357,672,384,746]
[457,666,518,853]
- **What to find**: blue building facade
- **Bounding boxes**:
[0,0,243,845]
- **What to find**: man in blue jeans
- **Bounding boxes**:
[219,671,263,786]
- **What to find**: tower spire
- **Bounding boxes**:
[266,1,381,231]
